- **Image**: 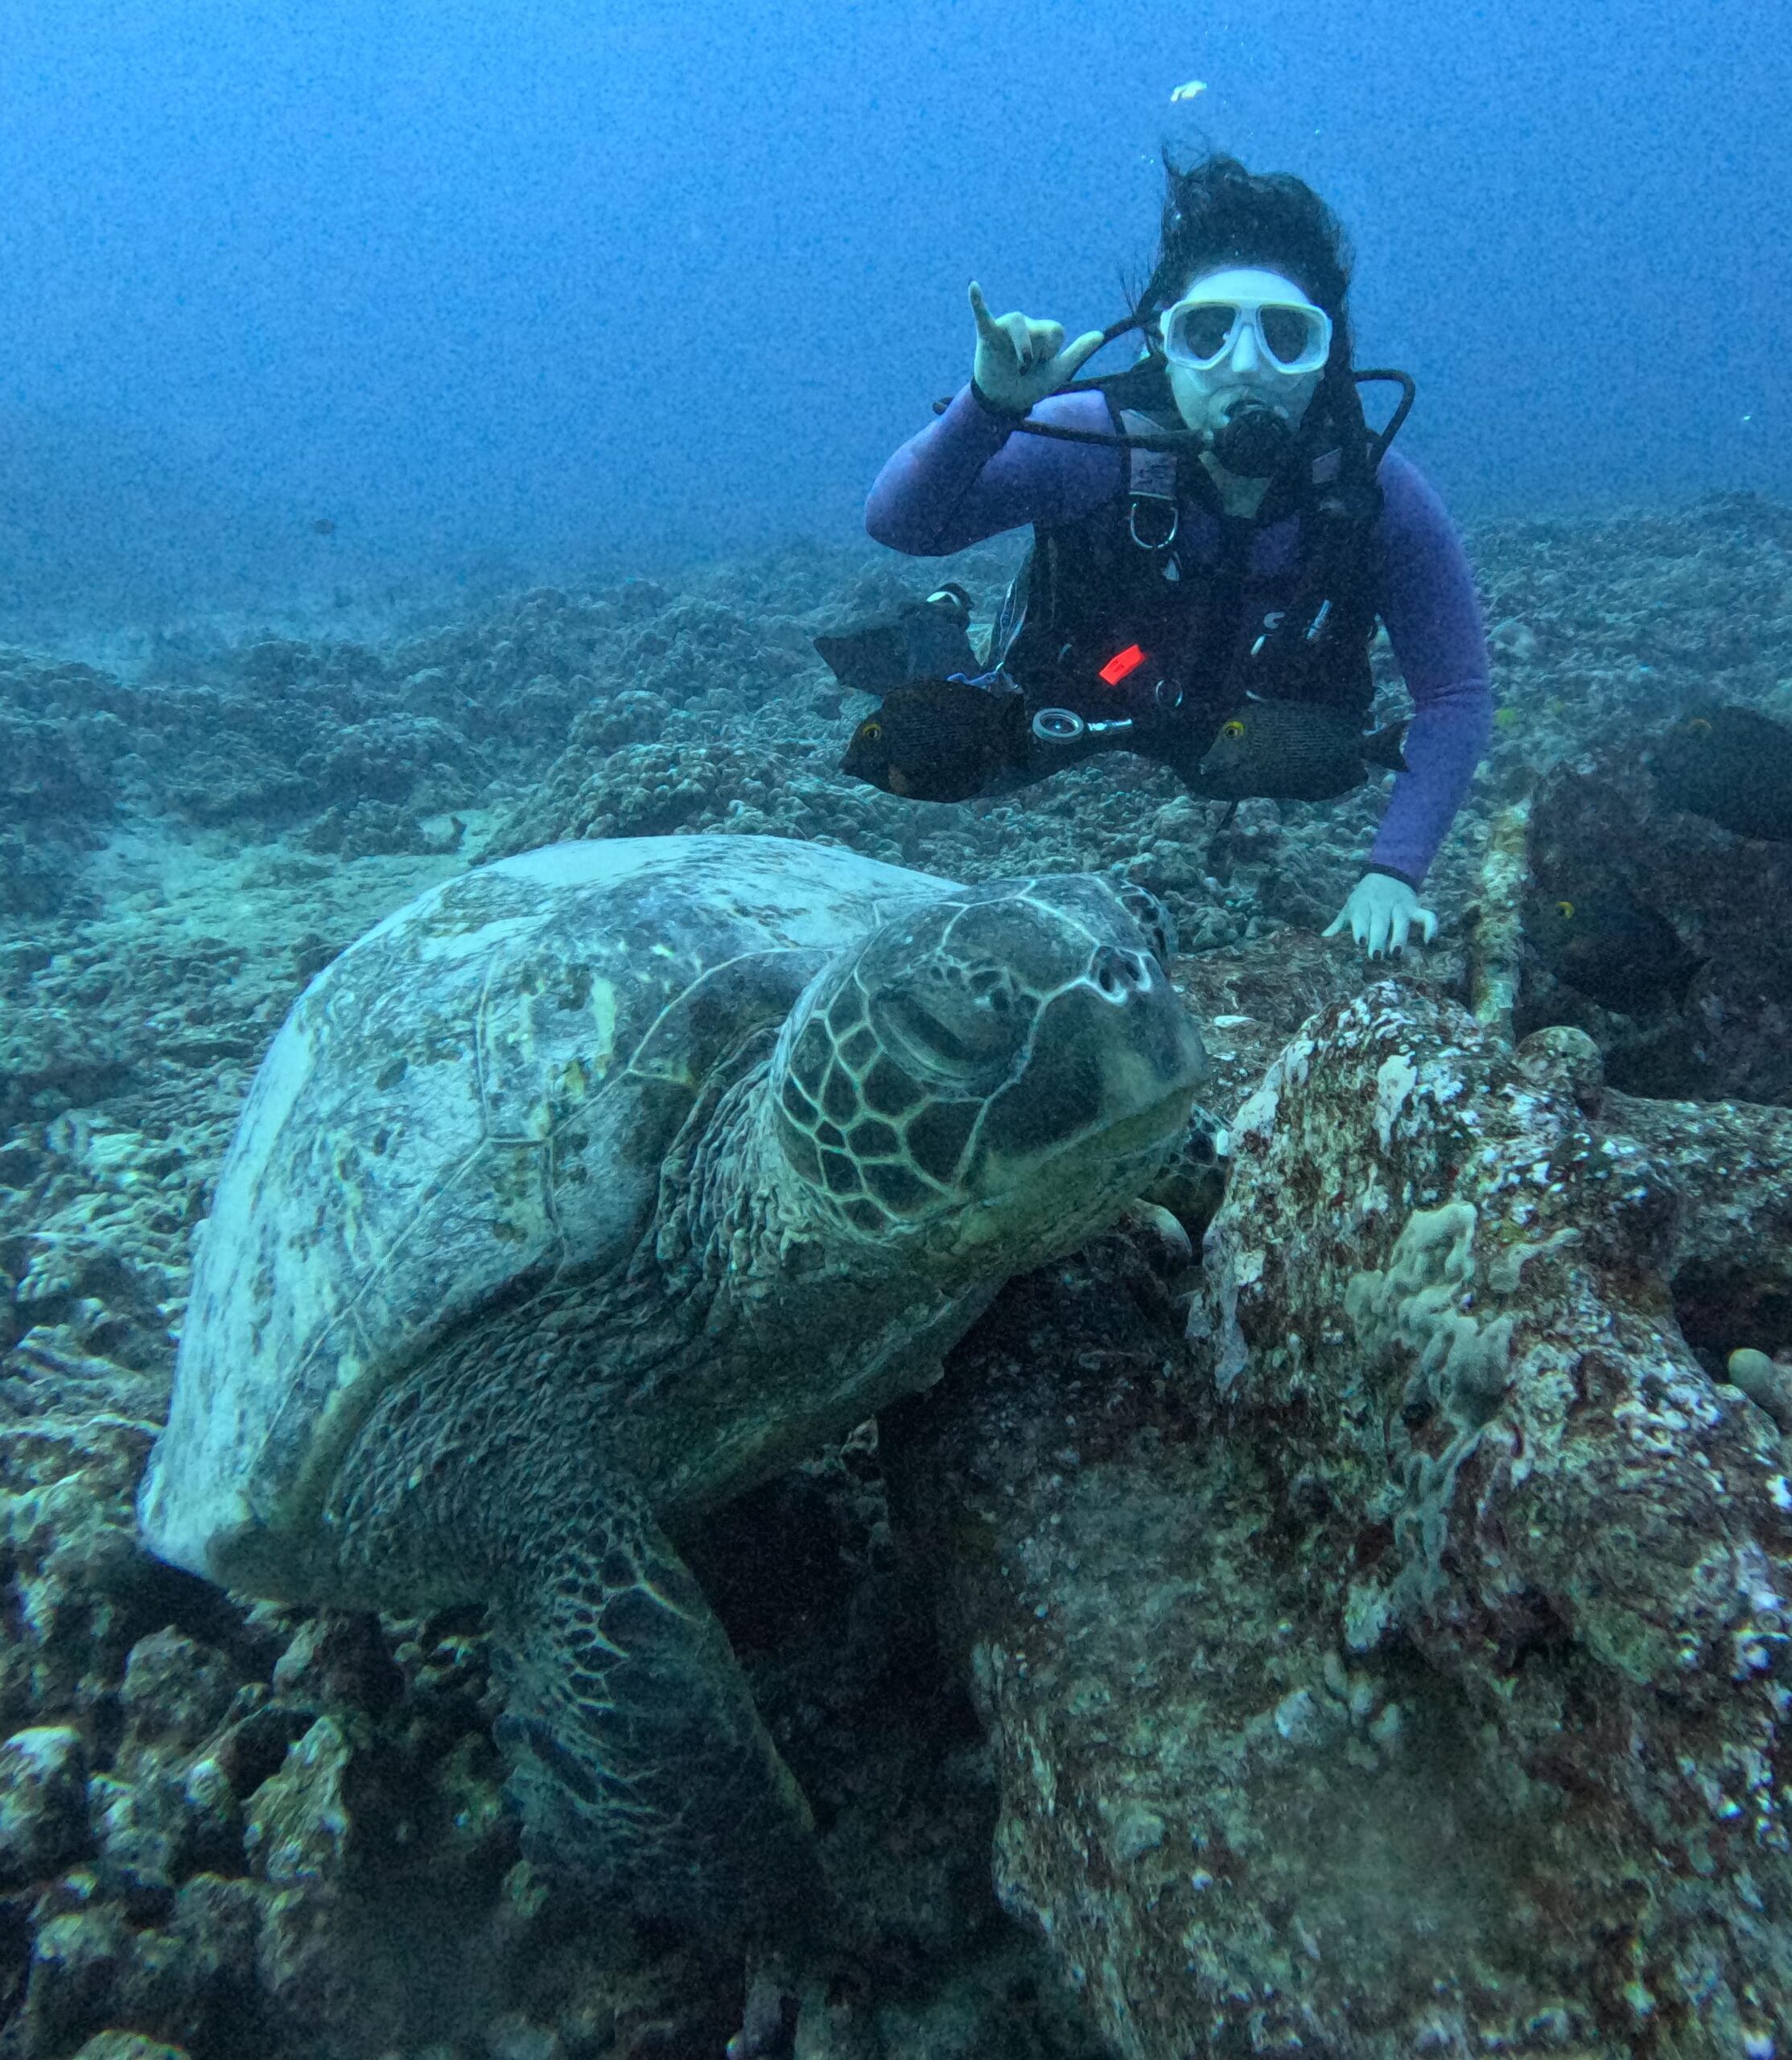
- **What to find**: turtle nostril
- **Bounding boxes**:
[1092,946,1152,1000]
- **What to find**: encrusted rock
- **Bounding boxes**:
[269,1613,403,1719]
[19,1879,134,2056]
[1728,1349,1792,1435]
[891,983,1792,2057]
[245,1717,364,2039]
[0,1727,92,1886]
[243,1718,354,1893]
[118,1633,239,1764]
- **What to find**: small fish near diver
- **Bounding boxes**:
[1197,700,1407,802]
[1649,703,1792,842]
[840,675,1028,802]
[1528,889,1703,1016]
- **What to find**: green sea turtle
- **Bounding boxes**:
[138,832,1206,1943]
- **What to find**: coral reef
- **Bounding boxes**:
[0,490,1788,2055]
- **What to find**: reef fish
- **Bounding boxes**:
[840,678,1028,803]
[1197,701,1407,802]
[1650,702,1792,841]
[1529,891,1702,1016]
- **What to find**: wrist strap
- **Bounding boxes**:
[970,377,1032,422]
[1365,862,1421,892]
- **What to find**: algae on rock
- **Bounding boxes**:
[891,983,1792,2058]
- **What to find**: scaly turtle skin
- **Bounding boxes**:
[138,834,1206,1939]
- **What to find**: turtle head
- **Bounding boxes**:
[770,876,1207,1274]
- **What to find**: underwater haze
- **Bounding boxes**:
[0,0,1782,610]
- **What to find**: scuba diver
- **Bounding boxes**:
[855,152,1492,959]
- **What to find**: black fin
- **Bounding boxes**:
[1202,801,1241,883]
[1362,719,1409,773]
[813,622,907,695]
[1669,950,1708,1007]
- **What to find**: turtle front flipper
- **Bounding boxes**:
[326,1368,826,1946]
[489,1492,826,1942]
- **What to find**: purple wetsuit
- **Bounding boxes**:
[866,384,1491,886]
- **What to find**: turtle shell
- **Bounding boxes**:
[138,834,950,1592]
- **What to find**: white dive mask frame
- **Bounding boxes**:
[1159,270,1333,377]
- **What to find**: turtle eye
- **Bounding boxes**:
[1685,717,1712,736]
[859,720,882,743]
[1555,899,1576,919]
[1221,719,1246,739]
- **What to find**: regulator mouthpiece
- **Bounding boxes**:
[1209,401,1293,480]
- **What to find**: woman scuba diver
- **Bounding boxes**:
[861,151,1492,959]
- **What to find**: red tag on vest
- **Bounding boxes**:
[1098,644,1147,686]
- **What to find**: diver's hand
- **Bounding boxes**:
[726,1967,792,2058]
[725,1958,882,2058]
[1324,872,1438,958]
[969,282,1104,416]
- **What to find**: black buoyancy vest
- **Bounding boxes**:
[991,367,1384,774]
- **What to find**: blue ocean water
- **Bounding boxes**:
[0,0,1780,609]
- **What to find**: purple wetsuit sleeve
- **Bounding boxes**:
[865,385,1125,555]
[1366,451,1492,886]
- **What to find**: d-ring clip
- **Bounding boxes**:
[1127,494,1180,550]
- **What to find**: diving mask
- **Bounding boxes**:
[1159,266,1333,479]
[1160,287,1332,375]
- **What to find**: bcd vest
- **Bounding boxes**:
[991,376,1384,784]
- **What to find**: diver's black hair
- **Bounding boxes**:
[1140,151,1355,365]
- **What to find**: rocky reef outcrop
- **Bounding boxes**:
[888,970,1792,2058]
[1522,743,1792,1105]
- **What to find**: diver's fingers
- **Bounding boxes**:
[971,307,1024,369]
[970,289,1043,372]
[1058,328,1107,379]
[971,287,1074,375]
[1417,904,1440,946]
[1321,911,1348,940]
[1387,905,1411,955]
[1000,314,1047,369]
